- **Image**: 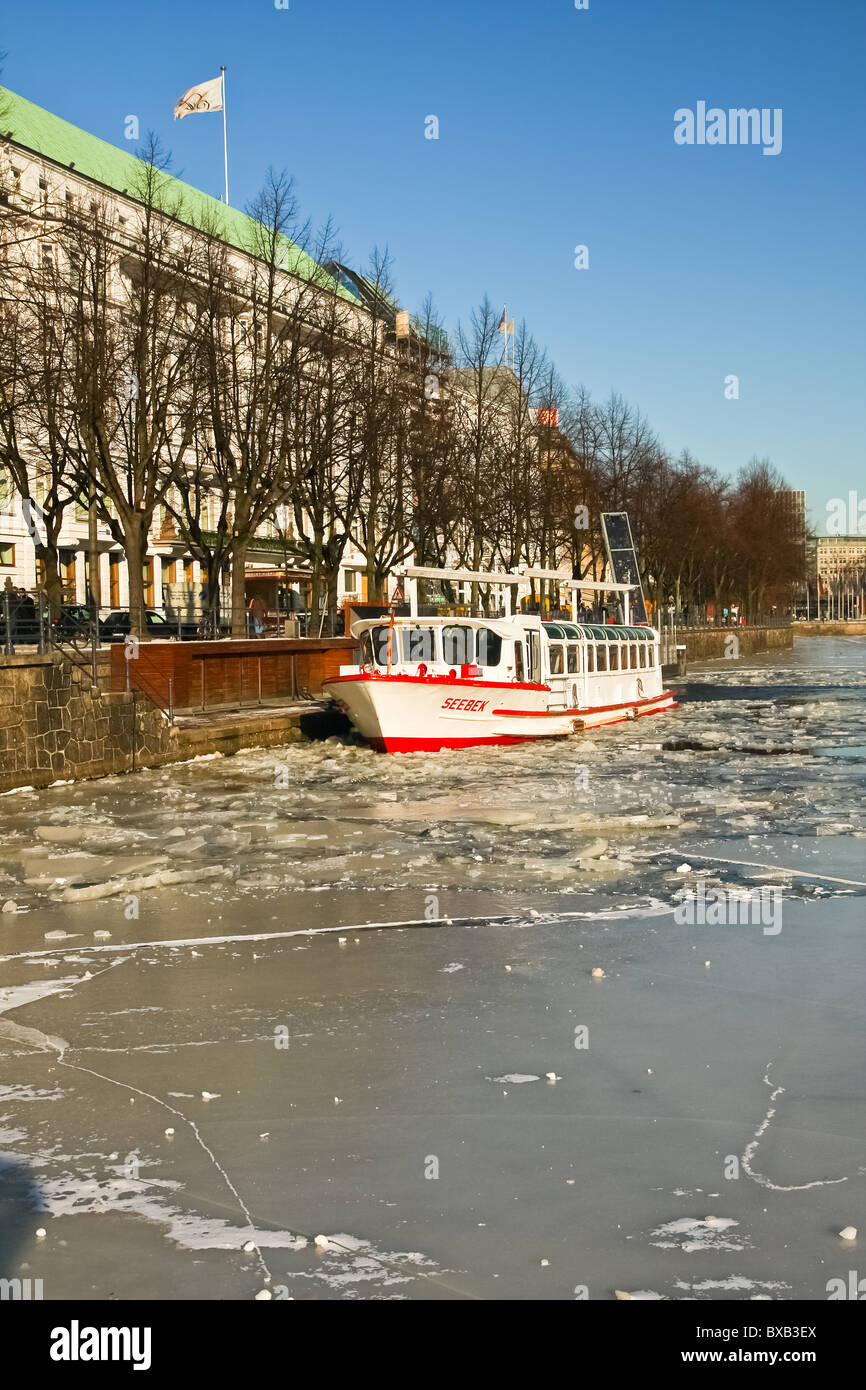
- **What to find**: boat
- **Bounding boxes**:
[323,566,677,753]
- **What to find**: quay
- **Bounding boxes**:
[0,637,356,794]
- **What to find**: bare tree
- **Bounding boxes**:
[63,140,199,634]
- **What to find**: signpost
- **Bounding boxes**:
[600,512,649,625]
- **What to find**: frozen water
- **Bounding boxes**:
[0,638,864,1299]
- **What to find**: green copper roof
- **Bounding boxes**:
[0,85,361,304]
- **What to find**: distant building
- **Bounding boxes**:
[814,534,866,619]
[781,489,806,543]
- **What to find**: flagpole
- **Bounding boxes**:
[221,66,229,205]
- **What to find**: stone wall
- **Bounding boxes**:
[678,625,793,662]
[795,620,866,637]
[0,653,177,793]
[0,652,331,794]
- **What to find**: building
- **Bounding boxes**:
[0,85,374,623]
[1,85,586,635]
[813,534,866,619]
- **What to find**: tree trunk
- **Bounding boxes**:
[326,569,339,636]
[35,545,64,618]
[124,520,148,637]
[231,539,248,637]
[365,551,381,602]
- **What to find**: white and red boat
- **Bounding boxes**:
[324,566,677,753]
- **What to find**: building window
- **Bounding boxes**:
[0,544,15,567]
[40,243,56,270]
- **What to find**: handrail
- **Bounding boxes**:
[123,642,176,723]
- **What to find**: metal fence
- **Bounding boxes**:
[657,611,792,629]
[0,588,314,654]
[0,587,318,722]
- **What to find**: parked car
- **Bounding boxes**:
[49,604,96,640]
[98,609,184,642]
[97,609,230,641]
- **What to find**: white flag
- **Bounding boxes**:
[497,309,514,334]
[174,76,223,119]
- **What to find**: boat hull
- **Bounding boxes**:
[324,672,677,753]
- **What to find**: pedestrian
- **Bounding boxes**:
[248,593,267,637]
[15,587,37,643]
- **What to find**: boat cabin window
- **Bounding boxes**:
[476,627,502,667]
[567,644,580,674]
[371,625,396,665]
[400,627,435,663]
[596,644,608,672]
[514,640,525,682]
[443,624,473,665]
[548,644,564,675]
[586,643,595,673]
[609,644,620,671]
[528,631,541,682]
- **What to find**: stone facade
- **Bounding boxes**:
[0,653,177,792]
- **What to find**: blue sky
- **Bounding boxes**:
[3,0,864,522]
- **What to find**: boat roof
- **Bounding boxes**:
[353,616,657,640]
[543,622,657,640]
[354,615,527,637]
